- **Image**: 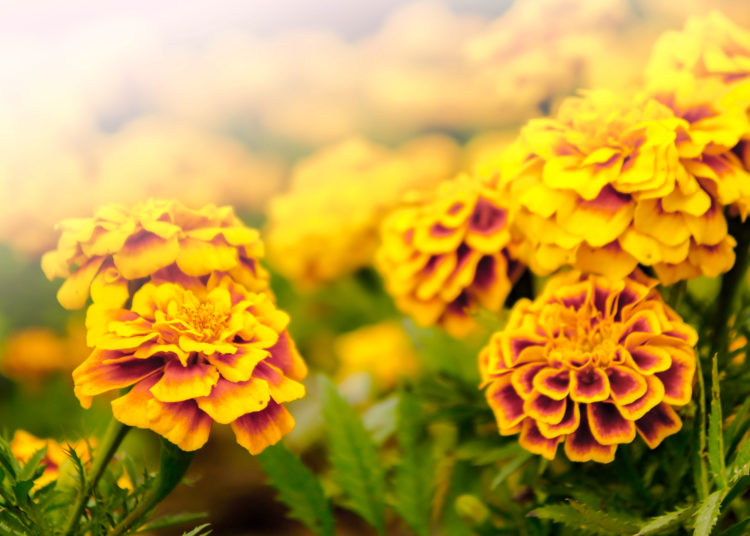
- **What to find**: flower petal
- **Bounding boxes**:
[524,391,567,424]
[149,360,220,403]
[146,398,212,451]
[635,403,682,449]
[175,237,239,276]
[538,399,580,438]
[73,350,163,407]
[196,377,271,424]
[111,375,161,428]
[606,365,648,405]
[519,419,562,460]
[563,410,616,463]
[113,231,180,279]
[510,363,547,399]
[486,374,526,432]
[533,367,571,400]
[655,349,695,405]
[207,346,269,383]
[587,402,636,445]
[56,256,106,310]
[617,375,665,420]
[570,367,610,403]
[231,401,295,455]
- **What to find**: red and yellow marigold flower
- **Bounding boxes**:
[42,199,269,310]
[377,174,523,337]
[10,430,92,489]
[479,271,696,463]
[500,88,745,284]
[73,274,307,454]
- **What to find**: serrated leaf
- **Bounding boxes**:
[693,490,726,536]
[391,391,433,536]
[257,443,334,536]
[636,505,694,535]
[728,436,750,484]
[321,376,386,535]
[719,517,750,536]
[135,511,208,532]
[530,500,638,535]
[19,448,47,484]
[708,355,728,489]
[181,523,212,536]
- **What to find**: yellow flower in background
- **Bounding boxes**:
[500,88,741,284]
[334,321,420,390]
[42,199,269,310]
[10,430,92,489]
[0,120,284,257]
[377,174,522,337]
[74,274,307,454]
[265,135,461,288]
[1,321,87,384]
[480,271,696,463]
[646,11,750,87]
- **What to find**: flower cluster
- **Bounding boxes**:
[74,274,307,454]
[500,86,748,283]
[266,135,461,288]
[377,175,522,336]
[42,199,269,310]
[480,271,696,462]
[10,430,92,489]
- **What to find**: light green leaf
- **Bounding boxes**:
[257,443,335,536]
[636,506,694,535]
[530,500,638,535]
[321,376,386,535]
[181,523,212,536]
[693,489,725,536]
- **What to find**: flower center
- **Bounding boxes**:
[551,320,616,369]
[180,303,225,340]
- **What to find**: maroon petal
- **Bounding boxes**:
[570,367,610,402]
[510,363,547,398]
[606,365,647,405]
[563,410,616,463]
[519,419,561,460]
[655,349,695,405]
[524,391,567,424]
[486,375,526,432]
[587,402,636,445]
[538,399,580,438]
[636,403,682,449]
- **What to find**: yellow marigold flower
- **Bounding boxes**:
[265,135,461,288]
[41,199,269,310]
[646,11,750,87]
[480,271,697,463]
[73,274,307,454]
[10,430,92,489]
[501,88,744,283]
[334,322,420,390]
[377,174,522,337]
[1,321,86,384]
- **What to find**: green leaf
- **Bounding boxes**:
[490,451,532,489]
[257,443,334,536]
[321,376,386,535]
[708,355,728,489]
[18,448,47,484]
[636,506,694,535]
[391,391,433,536]
[135,512,208,532]
[530,500,638,535]
[181,523,212,536]
[693,489,725,536]
[724,397,750,455]
[728,436,750,484]
[719,517,750,536]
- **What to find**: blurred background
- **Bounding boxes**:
[1,0,749,534]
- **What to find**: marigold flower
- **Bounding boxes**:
[377,175,522,336]
[265,136,461,288]
[334,321,420,390]
[10,430,92,489]
[73,274,307,454]
[480,271,696,462]
[501,88,744,283]
[42,199,269,310]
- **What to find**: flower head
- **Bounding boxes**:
[10,430,92,489]
[265,135,460,288]
[377,174,522,336]
[73,274,307,454]
[42,199,269,310]
[479,271,696,462]
[501,88,742,283]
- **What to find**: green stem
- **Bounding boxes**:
[62,418,131,536]
[712,218,750,367]
[107,439,194,536]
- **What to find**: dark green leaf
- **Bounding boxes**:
[18,448,47,484]
[391,391,433,536]
[719,517,750,536]
[636,506,694,535]
[708,355,728,489]
[321,376,386,535]
[257,443,334,536]
[135,512,208,532]
[530,500,638,535]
